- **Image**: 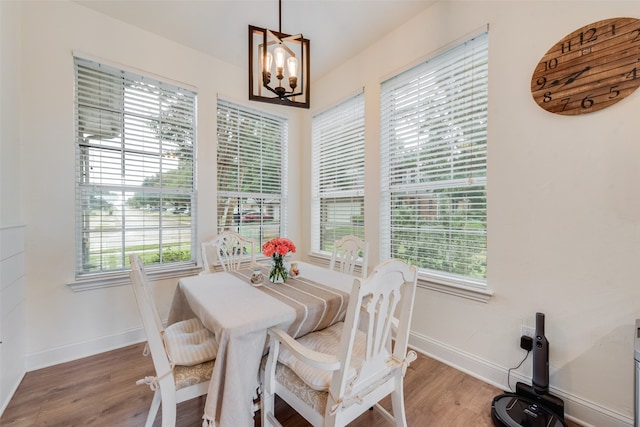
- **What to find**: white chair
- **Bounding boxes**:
[329,235,369,278]
[200,230,258,274]
[129,253,218,427]
[261,259,418,427]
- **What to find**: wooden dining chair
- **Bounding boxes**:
[261,259,418,427]
[200,230,258,274]
[129,253,218,427]
[329,235,369,279]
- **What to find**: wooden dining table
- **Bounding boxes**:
[167,261,355,427]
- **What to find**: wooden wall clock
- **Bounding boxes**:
[531,17,640,115]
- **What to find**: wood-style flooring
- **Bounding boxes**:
[1,343,581,426]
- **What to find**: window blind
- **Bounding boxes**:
[311,92,365,253]
[216,99,288,248]
[380,32,488,282]
[74,57,197,276]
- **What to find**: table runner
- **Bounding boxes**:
[229,266,350,338]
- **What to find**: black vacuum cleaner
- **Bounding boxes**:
[491,312,568,427]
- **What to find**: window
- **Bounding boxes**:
[311,93,365,254]
[216,99,288,250]
[74,57,196,277]
[380,31,488,287]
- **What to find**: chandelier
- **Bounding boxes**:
[249,0,310,108]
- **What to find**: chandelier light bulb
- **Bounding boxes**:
[286,57,298,78]
[273,46,285,80]
[287,56,298,90]
[273,46,286,67]
[263,51,273,85]
[265,51,273,72]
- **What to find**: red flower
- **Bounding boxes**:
[262,237,296,257]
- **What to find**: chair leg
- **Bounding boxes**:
[261,389,276,427]
[159,387,177,427]
[390,383,408,427]
[145,389,161,427]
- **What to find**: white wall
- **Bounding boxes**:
[0,0,26,415]
[18,0,303,367]
[308,1,640,426]
[1,0,23,227]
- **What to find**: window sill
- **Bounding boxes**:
[417,271,493,303]
[307,252,368,278]
[67,264,202,292]
[307,252,332,268]
[308,252,492,303]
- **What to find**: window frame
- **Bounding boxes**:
[216,99,289,260]
[311,92,366,259]
[70,56,199,290]
[380,30,492,302]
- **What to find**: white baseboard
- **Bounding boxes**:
[408,331,633,427]
[25,327,147,372]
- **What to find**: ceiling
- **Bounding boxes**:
[74,0,436,81]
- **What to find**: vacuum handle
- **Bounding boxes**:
[532,312,549,394]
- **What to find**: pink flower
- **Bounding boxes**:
[262,237,296,258]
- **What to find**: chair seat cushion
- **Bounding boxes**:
[164,318,218,366]
[260,355,329,413]
[174,359,215,390]
[276,322,367,391]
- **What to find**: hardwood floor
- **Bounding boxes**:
[1,343,581,426]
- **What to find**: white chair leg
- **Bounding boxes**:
[390,384,408,427]
[261,391,276,427]
[145,389,161,427]
[323,411,337,427]
[159,387,177,427]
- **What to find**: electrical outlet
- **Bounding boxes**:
[521,325,535,338]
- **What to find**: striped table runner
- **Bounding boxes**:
[230,267,350,338]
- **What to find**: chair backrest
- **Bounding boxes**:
[129,254,175,391]
[329,235,369,279]
[201,231,257,273]
[130,253,164,335]
[330,259,417,404]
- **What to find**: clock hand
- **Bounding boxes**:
[550,66,591,87]
[564,66,591,85]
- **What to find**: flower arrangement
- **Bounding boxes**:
[262,237,296,283]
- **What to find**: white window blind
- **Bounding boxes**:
[311,92,365,253]
[216,99,288,248]
[74,57,197,276]
[380,31,488,283]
